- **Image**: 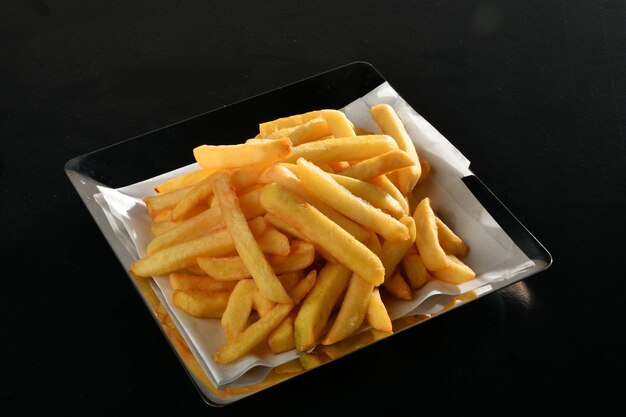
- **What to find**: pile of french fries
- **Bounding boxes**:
[131,105,475,364]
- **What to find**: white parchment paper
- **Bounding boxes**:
[94,82,534,389]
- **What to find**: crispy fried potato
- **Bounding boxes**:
[436,217,469,258]
[432,255,476,284]
[194,137,292,170]
[413,197,449,271]
[221,279,257,342]
[285,135,398,164]
[169,272,237,292]
[260,183,384,285]
[297,158,409,242]
[213,173,291,304]
[294,262,352,352]
[172,290,231,318]
[370,103,422,194]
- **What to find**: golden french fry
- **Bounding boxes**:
[252,290,274,317]
[320,235,381,345]
[320,109,356,137]
[253,270,309,318]
[169,272,237,292]
[194,137,292,170]
[221,279,257,342]
[143,186,193,216]
[255,226,290,257]
[284,135,398,164]
[151,220,177,237]
[268,311,297,353]
[197,240,315,281]
[213,270,316,364]
[172,290,231,318]
[278,270,305,292]
[259,110,321,136]
[264,212,338,263]
[213,173,291,304]
[146,185,266,256]
[370,103,421,194]
[297,158,409,242]
[151,209,172,223]
[381,216,417,279]
[329,173,405,219]
[131,217,267,277]
[401,253,431,290]
[171,171,221,221]
[154,168,216,194]
[413,197,449,271]
[436,217,469,258]
[294,262,352,352]
[338,149,415,181]
[322,274,372,345]
[369,174,409,215]
[366,287,392,332]
[260,183,384,285]
[432,255,476,284]
[286,117,332,146]
[383,271,412,300]
[259,163,370,242]
[147,206,221,255]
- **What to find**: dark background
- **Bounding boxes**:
[1,1,624,415]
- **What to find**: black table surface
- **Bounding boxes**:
[2,1,625,415]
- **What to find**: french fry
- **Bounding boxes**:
[294,262,352,352]
[284,135,398,164]
[286,118,332,146]
[297,158,409,242]
[151,209,172,223]
[147,206,220,255]
[147,186,266,255]
[413,197,449,271]
[154,168,216,194]
[436,217,469,258]
[169,272,237,292]
[432,255,476,284]
[264,212,338,263]
[221,279,257,342]
[320,109,356,137]
[151,220,177,237]
[131,217,267,277]
[197,240,315,281]
[259,110,321,136]
[338,149,415,181]
[329,173,405,219]
[321,274,372,345]
[213,270,316,364]
[370,103,422,194]
[255,226,290,257]
[366,287,393,332]
[268,311,297,353]
[320,235,381,345]
[252,290,274,317]
[213,173,291,304]
[194,137,292,170]
[369,174,409,215]
[172,290,231,318]
[416,158,431,186]
[383,271,412,301]
[260,183,384,285]
[259,163,370,242]
[401,253,431,290]
[143,186,193,217]
[171,171,221,221]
